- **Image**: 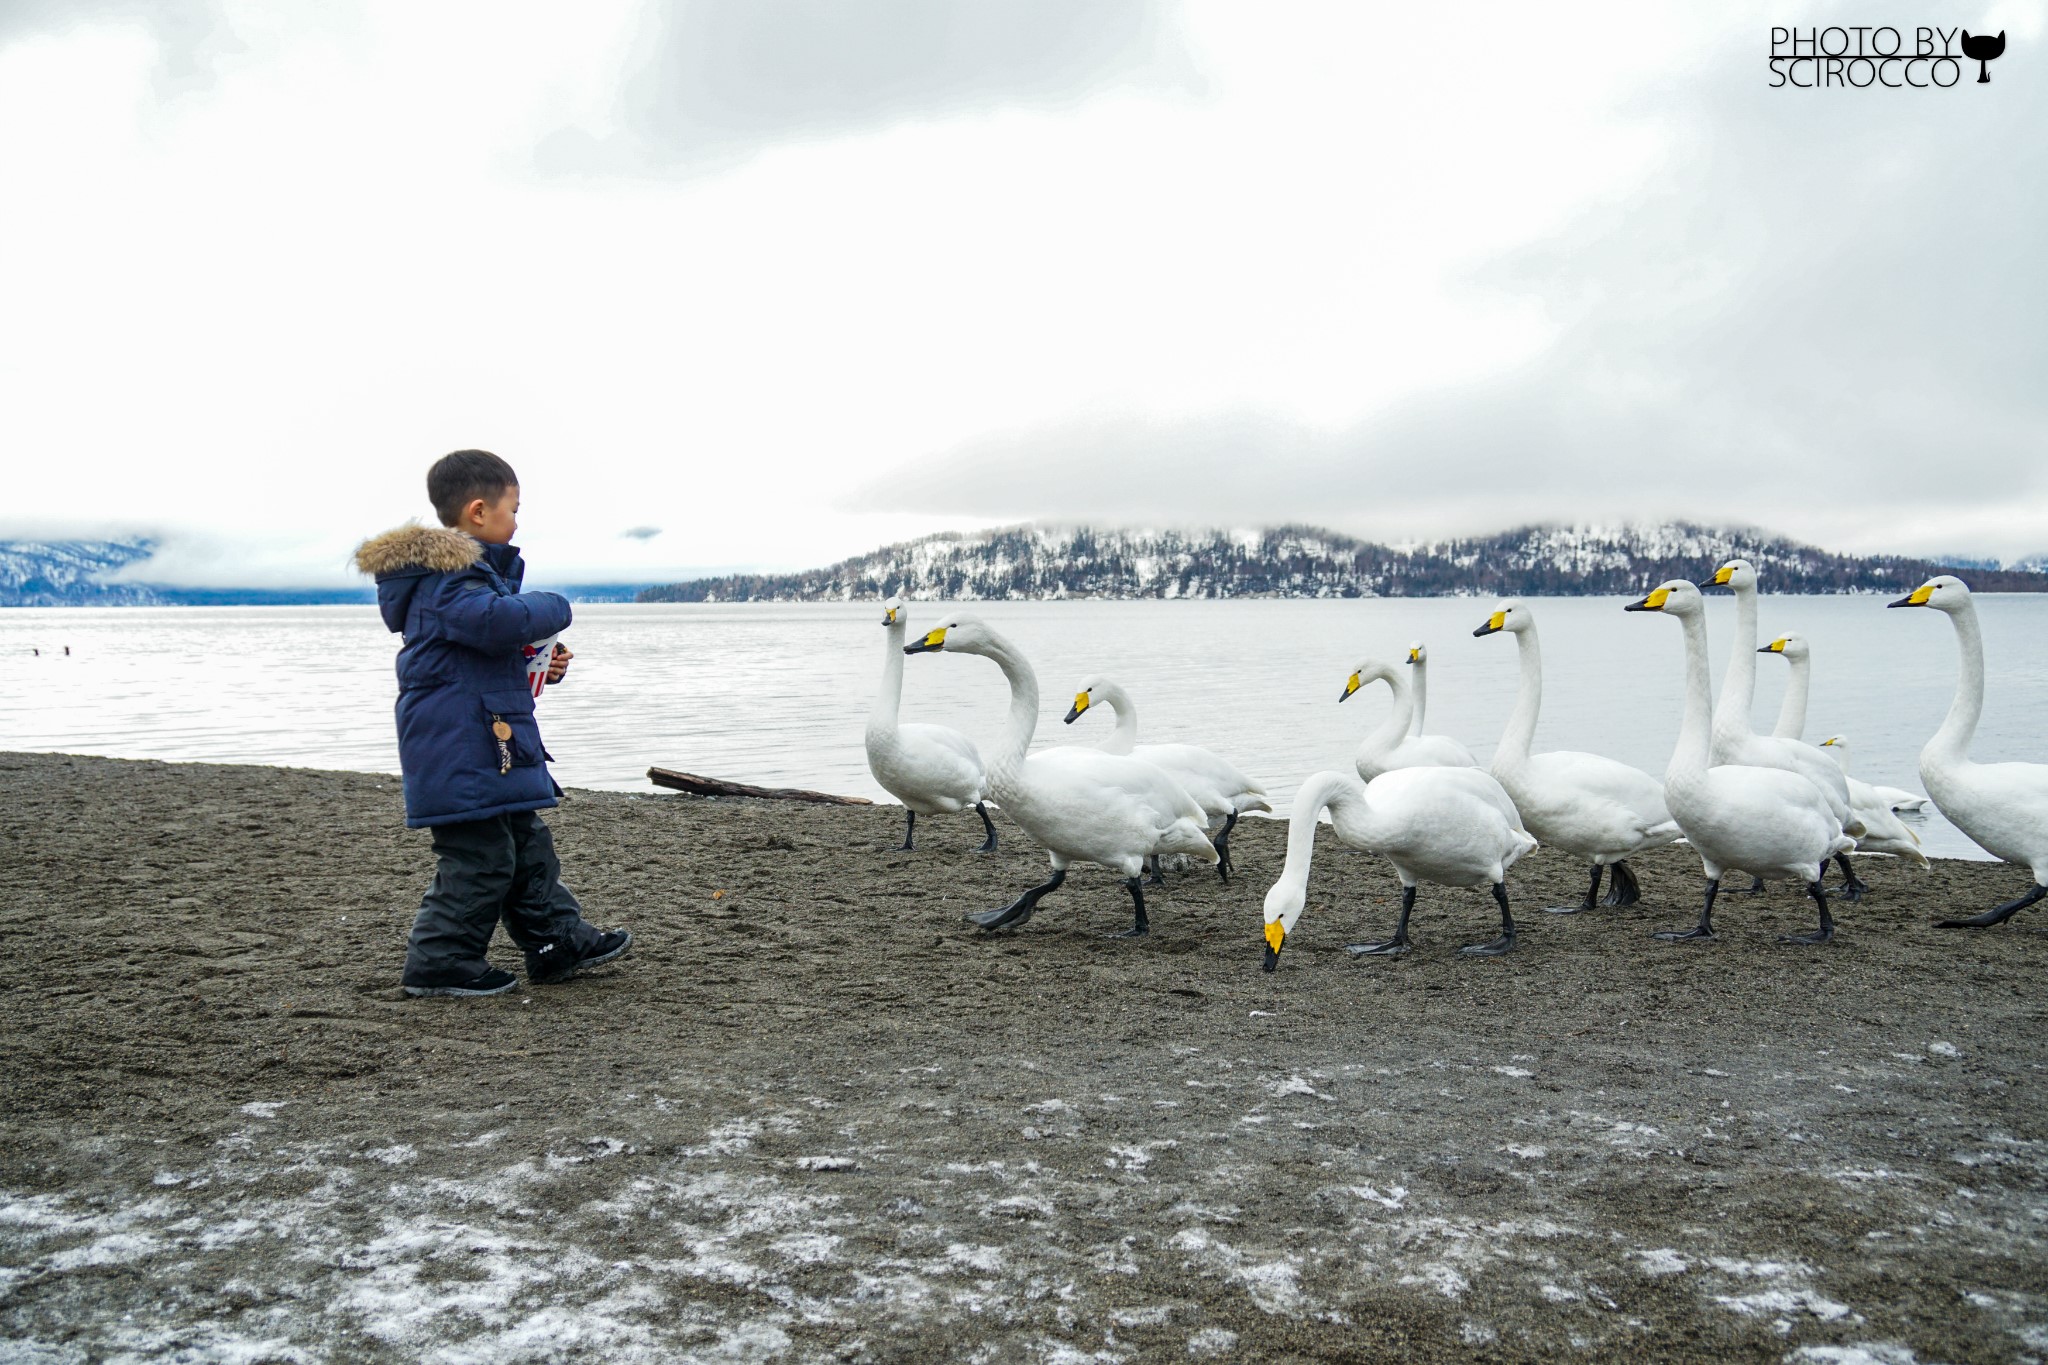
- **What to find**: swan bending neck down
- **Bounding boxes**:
[1473,601,1680,913]
[1889,577,2048,927]
[1261,767,1535,970]
[1064,676,1271,881]
[1625,580,1853,945]
[867,598,996,852]
[905,615,1216,936]
[1342,659,1477,781]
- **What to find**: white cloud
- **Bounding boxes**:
[1,0,2042,585]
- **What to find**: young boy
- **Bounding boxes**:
[353,449,630,997]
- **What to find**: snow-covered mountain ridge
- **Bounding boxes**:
[640,522,2048,603]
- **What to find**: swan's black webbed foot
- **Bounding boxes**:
[1144,854,1166,887]
[1779,880,1836,944]
[973,801,998,854]
[968,868,1065,932]
[1833,853,1866,902]
[1547,863,1602,915]
[1601,859,1642,908]
[1460,934,1515,956]
[1463,881,1517,955]
[1657,878,1719,942]
[899,810,916,852]
[1745,875,1768,896]
[1937,882,2046,929]
[1112,877,1150,938]
[1348,885,1415,957]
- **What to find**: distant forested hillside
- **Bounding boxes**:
[639,523,2048,603]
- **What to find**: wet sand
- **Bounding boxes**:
[2,750,2045,1362]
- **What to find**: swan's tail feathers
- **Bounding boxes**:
[1832,833,1858,858]
[1844,816,1868,839]
[1507,828,1539,865]
[1236,793,1275,815]
[1642,819,1682,845]
[1160,817,1221,864]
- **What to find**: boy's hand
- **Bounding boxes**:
[545,643,573,685]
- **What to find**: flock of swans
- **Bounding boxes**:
[862,564,2048,971]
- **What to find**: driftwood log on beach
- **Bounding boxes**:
[646,766,874,805]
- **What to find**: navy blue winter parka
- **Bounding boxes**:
[354,523,574,828]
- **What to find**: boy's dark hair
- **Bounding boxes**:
[427,450,519,527]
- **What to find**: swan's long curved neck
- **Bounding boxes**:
[1410,659,1428,735]
[1362,671,1416,754]
[1278,771,1367,893]
[1712,584,1760,744]
[1496,626,1543,767]
[870,621,906,732]
[973,630,1042,781]
[1669,611,1716,785]
[1094,681,1140,755]
[1771,649,1810,741]
[1931,600,1985,766]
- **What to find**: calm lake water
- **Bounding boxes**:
[6,596,2045,862]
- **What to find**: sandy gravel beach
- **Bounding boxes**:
[3,750,2045,1362]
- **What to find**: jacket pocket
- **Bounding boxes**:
[480,688,545,770]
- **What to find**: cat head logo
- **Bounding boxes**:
[1962,29,2006,82]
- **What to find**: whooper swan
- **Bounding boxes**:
[1888,576,2048,927]
[1261,767,1536,969]
[1474,600,1680,912]
[1342,658,1477,782]
[867,598,996,852]
[1625,581,1853,945]
[906,616,1216,936]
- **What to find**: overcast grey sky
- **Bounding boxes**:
[1,1,2041,584]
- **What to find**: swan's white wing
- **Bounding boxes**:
[1678,763,1853,881]
[1926,760,2048,876]
[1845,777,1928,865]
[1507,751,1681,858]
[1871,784,1926,812]
[869,721,985,811]
[1133,742,1269,817]
[1017,749,1218,866]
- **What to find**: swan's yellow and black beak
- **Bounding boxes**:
[882,607,898,627]
[1263,921,1284,973]
[1338,671,1362,703]
[1700,564,1736,589]
[1472,611,1505,638]
[1888,584,1934,608]
[1064,691,1090,725]
[1624,588,1671,613]
[1758,637,1788,654]
[1407,647,1421,662]
[904,627,947,655]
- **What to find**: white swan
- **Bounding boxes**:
[1704,559,1867,898]
[905,615,1216,936]
[866,598,996,852]
[1814,736,1930,868]
[1061,676,1271,881]
[1625,580,1854,944]
[1342,658,1478,781]
[1473,600,1681,912]
[1261,767,1536,969]
[1889,576,2048,927]
[1405,642,1429,738]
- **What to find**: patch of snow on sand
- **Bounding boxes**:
[1635,1248,1689,1275]
[240,1101,287,1119]
[1785,1345,1920,1365]
[1167,1227,1304,1313]
[1186,1327,1238,1357]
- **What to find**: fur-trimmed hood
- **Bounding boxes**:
[353,523,482,577]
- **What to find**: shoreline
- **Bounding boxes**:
[3,750,2045,1360]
